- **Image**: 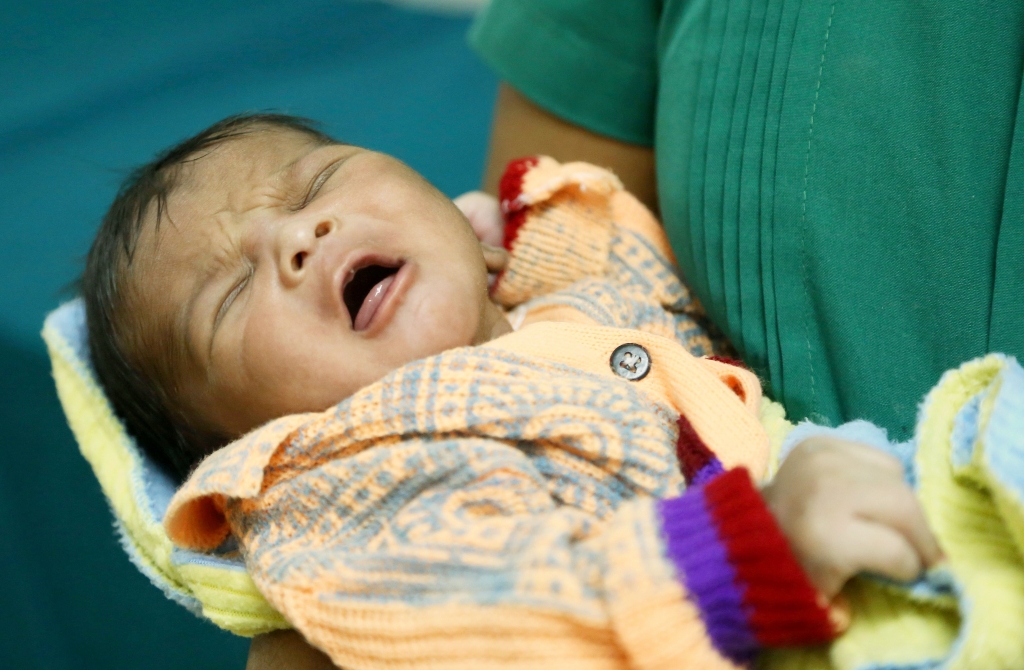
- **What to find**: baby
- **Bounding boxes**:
[82,114,941,669]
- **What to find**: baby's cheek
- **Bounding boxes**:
[237,302,324,406]
[408,280,481,350]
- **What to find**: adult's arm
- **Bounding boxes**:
[483,83,659,214]
[247,630,336,670]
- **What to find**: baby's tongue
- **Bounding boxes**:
[353,274,396,331]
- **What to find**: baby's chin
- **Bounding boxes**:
[481,304,513,343]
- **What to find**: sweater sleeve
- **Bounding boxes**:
[657,468,835,664]
[492,156,726,356]
[167,437,833,670]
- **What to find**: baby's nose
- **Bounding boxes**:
[275,219,333,286]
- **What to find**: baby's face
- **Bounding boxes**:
[127,128,508,438]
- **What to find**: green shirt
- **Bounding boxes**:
[470,0,1024,438]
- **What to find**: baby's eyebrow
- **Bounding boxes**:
[281,153,307,179]
[177,253,230,365]
[280,142,348,195]
[280,145,328,188]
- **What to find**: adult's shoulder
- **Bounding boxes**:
[469,0,663,147]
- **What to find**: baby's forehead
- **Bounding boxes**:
[172,129,320,209]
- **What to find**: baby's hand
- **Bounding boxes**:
[455,191,509,277]
[455,191,504,247]
[762,436,943,598]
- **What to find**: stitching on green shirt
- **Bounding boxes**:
[799,1,838,413]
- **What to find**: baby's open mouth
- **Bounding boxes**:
[343,262,402,331]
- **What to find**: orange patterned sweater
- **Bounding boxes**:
[165,158,835,669]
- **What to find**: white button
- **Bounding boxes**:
[610,343,651,381]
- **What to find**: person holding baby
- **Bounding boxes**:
[77,1,1023,668]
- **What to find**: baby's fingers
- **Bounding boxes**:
[480,243,510,274]
[846,521,926,583]
[812,522,923,597]
[454,191,504,246]
[859,486,944,569]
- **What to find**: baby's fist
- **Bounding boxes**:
[454,191,504,247]
[762,437,943,598]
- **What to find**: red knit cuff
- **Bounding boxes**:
[703,468,836,647]
[497,156,539,251]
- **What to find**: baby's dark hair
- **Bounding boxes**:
[81,113,336,483]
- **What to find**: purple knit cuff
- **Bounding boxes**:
[657,487,758,664]
[658,470,837,662]
[689,458,725,486]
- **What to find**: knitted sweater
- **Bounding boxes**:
[165,158,834,669]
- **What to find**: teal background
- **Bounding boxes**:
[0,1,495,667]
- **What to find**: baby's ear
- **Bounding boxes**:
[480,241,509,275]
